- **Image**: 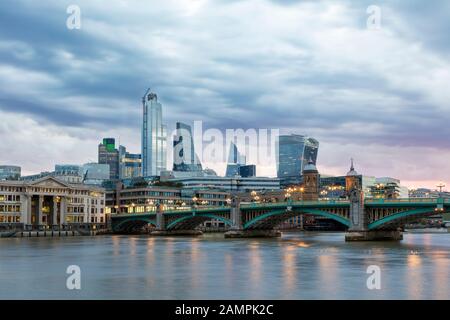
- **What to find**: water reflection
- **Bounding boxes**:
[0,232,449,299]
[248,241,262,295]
[406,253,422,299]
[190,239,201,290]
[318,247,339,299]
[282,245,297,295]
[433,255,449,299]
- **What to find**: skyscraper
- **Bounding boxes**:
[142,89,167,177]
[173,122,203,172]
[225,141,247,177]
[98,138,120,180]
[276,134,319,185]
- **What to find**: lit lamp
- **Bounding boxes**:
[285,192,292,204]
[192,196,198,209]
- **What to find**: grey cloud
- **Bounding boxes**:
[0,0,449,185]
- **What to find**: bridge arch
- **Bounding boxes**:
[243,209,350,230]
[112,218,157,233]
[368,208,438,230]
[166,214,233,230]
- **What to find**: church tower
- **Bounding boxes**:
[345,158,360,194]
[302,158,319,201]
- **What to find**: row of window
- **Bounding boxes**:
[0,215,21,223]
[67,206,85,213]
[0,205,21,213]
[0,194,20,202]
[121,191,181,198]
[198,193,228,199]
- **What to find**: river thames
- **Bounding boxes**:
[0,232,449,299]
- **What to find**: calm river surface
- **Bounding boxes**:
[0,232,449,299]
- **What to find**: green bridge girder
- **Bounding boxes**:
[166,213,233,230]
[110,198,450,233]
[242,208,350,229]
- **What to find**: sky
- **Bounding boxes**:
[0,0,449,189]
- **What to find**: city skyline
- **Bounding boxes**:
[0,1,449,189]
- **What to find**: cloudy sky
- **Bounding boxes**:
[0,0,449,189]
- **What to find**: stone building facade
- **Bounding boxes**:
[0,176,106,229]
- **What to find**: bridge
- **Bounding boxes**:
[110,197,450,241]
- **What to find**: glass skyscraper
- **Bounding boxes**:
[142,89,167,177]
[173,122,203,172]
[276,134,319,185]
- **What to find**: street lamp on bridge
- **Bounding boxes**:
[437,182,446,198]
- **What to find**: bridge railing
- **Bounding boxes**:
[240,200,350,209]
[111,198,448,218]
[111,206,231,218]
[365,198,444,204]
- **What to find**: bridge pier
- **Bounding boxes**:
[150,230,203,236]
[224,229,282,238]
[344,186,403,241]
[224,196,281,238]
[345,230,403,241]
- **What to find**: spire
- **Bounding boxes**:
[303,156,318,173]
[347,158,358,176]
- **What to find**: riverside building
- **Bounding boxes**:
[0,176,106,229]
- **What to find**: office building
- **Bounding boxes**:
[98,138,120,180]
[142,89,167,177]
[0,165,21,180]
[239,165,256,178]
[225,141,258,178]
[119,146,142,180]
[82,163,110,185]
[173,122,202,172]
[276,134,319,186]
[409,188,450,199]
[161,175,280,192]
[54,164,83,184]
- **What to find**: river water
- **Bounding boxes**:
[0,232,449,300]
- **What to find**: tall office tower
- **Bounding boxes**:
[276,134,319,185]
[173,122,203,172]
[142,89,167,177]
[98,138,120,180]
[225,142,246,177]
[119,145,142,179]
